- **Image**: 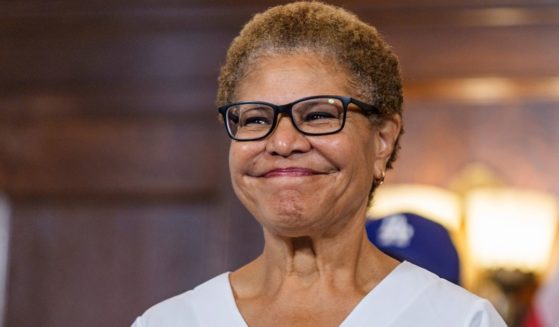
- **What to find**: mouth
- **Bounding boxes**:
[260,167,324,178]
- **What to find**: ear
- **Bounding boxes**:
[372,113,402,176]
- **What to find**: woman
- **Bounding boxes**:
[133,2,506,326]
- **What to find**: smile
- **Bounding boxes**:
[261,167,323,178]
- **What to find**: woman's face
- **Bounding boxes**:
[229,53,399,237]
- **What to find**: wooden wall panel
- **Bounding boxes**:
[1,117,224,197]
[0,31,229,89]
[0,4,242,326]
[5,200,229,327]
[387,26,559,81]
[470,101,559,192]
[389,100,559,196]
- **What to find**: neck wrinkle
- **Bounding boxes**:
[257,212,377,294]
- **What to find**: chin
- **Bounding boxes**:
[242,189,335,236]
[257,203,327,237]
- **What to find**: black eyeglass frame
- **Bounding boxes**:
[217,95,380,141]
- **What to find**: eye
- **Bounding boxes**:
[299,101,341,123]
[303,111,337,121]
[242,116,272,125]
[238,106,274,126]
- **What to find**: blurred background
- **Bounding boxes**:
[1,0,559,326]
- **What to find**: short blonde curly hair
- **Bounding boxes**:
[217,1,403,171]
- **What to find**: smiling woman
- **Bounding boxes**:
[228,53,388,239]
[132,2,506,326]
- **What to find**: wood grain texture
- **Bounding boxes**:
[389,100,559,195]
[6,200,227,327]
[1,116,224,197]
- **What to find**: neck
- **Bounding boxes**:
[262,217,370,282]
[231,209,398,298]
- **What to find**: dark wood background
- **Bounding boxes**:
[1,1,558,326]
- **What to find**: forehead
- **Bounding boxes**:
[235,52,353,104]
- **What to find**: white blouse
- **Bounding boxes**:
[132,261,506,327]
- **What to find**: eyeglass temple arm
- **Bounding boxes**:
[350,98,380,115]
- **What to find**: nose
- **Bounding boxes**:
[265,115,311,157]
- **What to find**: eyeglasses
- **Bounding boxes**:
[218,95,379,141]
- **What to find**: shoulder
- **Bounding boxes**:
[394,262,507,326]
[132,272,233,327]
[132,290,197,327]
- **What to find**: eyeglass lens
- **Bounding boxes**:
[226,97,345,140]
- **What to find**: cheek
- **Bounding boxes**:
[311,137,345,161]
[228,144,248,199]
[228,144,244,181]
[228,142,262,177]
[312,132,375,170]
